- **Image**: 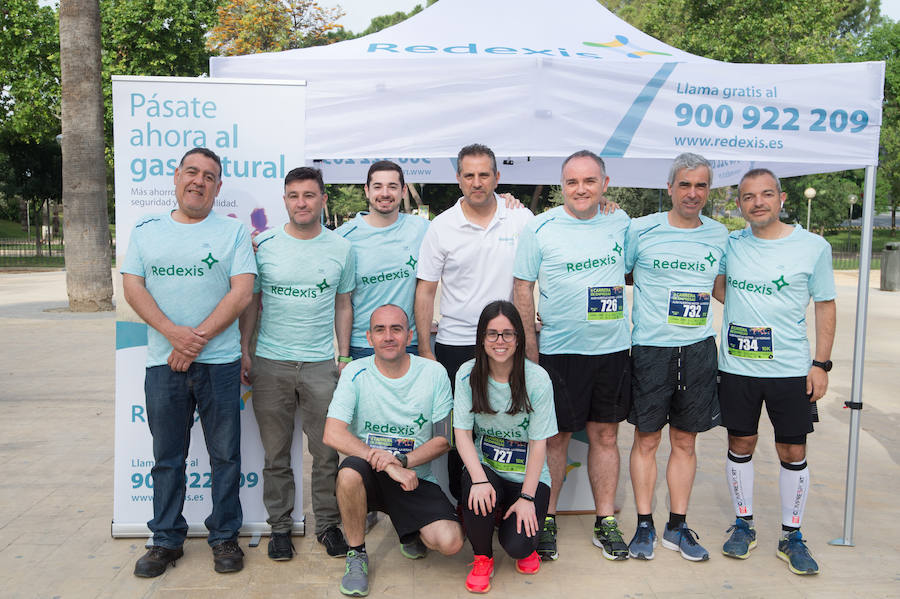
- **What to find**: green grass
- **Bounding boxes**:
[833,257,881,271]
[0,219,29,238]
[824,227,898,254]
[0,256,66,268]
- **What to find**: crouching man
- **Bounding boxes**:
[324,304,464,596]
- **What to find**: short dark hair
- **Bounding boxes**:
[457,143,497,174]
[180,147,222,179]
[285,167,325,193]
[739,168,781,195]
[366,160,405,188]
[561,150,606,178]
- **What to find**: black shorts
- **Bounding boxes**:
[539,350,632,432]
[628,337,720,433]
[718,371,816,439]
[339,456,458,539]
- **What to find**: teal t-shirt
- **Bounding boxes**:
[327,355,453,483]
[453,359,557,486]
[718,225,835,377]
[513,205,631,355]
[253,226,355,362]
[625,212,728,347]
[335,213,429,348]
[120,211,257,367]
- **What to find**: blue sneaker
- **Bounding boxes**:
[628,521,657,560]
[662,522,709,561]
[777,530,819,575]
[723,519,757,559]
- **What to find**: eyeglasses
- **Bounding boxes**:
[485,330,517,343]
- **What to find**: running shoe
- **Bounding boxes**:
[364,511,379,534]
[318,526,349,557]
[465,555,494,593]
[592,517,629,561]
[722,519,757,559]
[628,521,657,560]
[400,534,427,560]
[662,522,709,561]
[777,530,819,575]
[515,550,541,574]
[339,550,369,596]
[267,531,294,561]
[537,516,558,561]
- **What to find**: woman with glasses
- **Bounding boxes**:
[453,300,558,593]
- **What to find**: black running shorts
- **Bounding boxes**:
[539,350,632,432]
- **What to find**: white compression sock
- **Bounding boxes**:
[726,451,754,519]
[780,460,810,530]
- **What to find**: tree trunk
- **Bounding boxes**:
[529,185,544,213]
[59,0,113,311]
[407,183,423,209]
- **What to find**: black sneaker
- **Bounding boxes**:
[317,526,349,557]
[212,540,244,573]
[134,545,184,578]
[268,531,294,561]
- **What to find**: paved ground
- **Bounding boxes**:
[1,269,899,598]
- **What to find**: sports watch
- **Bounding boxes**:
[811,359,833,372]
[394,451,408,468]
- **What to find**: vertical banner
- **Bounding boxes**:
[111,76,307,537]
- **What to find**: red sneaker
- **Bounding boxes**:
[465,555,494,593]
[516,550,541,574]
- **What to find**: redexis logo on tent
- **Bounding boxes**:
[367,35,671,60]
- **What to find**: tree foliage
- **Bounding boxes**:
[0,0,61,222]
[608,0,879,63]
[859,19,900,228]
[0,0,60,141]
[207,0,345,56]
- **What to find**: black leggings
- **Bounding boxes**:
[461,465,550,559]
[435,342,476,501]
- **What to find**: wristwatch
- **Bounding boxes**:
[811,359,833,372]
[518,492,535,502]
[394,452,408,468]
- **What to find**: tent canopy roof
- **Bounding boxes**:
[211,0,883,186]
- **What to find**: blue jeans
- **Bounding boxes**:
[348,345,418,360]
[144,360,242,548]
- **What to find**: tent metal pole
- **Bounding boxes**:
[829,164,876,548]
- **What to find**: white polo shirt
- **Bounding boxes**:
[417,194,533,345]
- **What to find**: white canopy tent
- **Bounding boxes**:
[212,0,885,544]
[211,0,883,188]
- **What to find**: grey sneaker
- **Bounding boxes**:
[592,517,629,561]
[723,519,757,559]
[400,534,427,559]
[628,521,657,560]
[662,523,709,562]
[365,511,379,534]
[777,530,819,575]
[340,550,369,596]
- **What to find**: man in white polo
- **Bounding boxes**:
[414,143,534,501]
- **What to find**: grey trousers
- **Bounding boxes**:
[250,355,340,535]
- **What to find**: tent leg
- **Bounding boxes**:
[829,164,876,548]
